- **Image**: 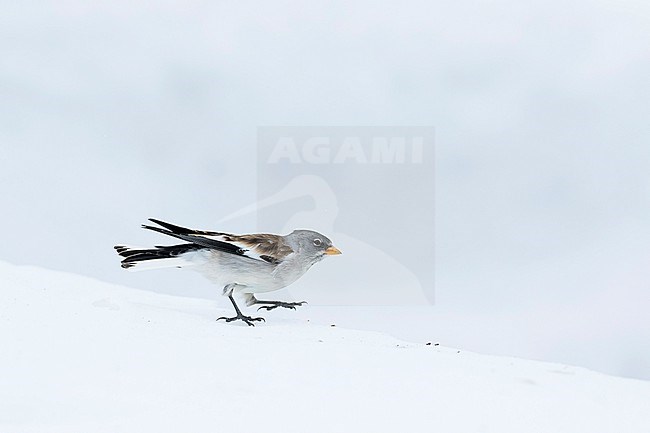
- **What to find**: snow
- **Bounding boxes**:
[1,260,649,433]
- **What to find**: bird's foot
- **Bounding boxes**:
[217,314,265,327]
[257,301,307,311]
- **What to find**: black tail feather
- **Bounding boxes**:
[113,243,204,269]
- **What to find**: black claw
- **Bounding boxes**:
[256,301,308,312]
[217,315,265,326]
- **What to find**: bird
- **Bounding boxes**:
[114,218,342,326]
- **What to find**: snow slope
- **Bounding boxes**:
[1,260,649,433]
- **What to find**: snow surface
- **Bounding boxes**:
[2,260,649,433]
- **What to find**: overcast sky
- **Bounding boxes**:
[1,0,649,379]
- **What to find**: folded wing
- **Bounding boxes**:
[144,218,294,264]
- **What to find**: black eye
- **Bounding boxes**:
[313,238,322,247]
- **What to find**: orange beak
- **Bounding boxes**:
[324,246,342,255]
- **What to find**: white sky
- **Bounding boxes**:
[1,0,649,379]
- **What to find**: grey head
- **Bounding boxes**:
[284,230,342,263]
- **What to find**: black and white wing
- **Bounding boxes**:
[143,218,294,265]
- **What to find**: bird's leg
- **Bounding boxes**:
[217,295,265,326]
[254,299,308,311]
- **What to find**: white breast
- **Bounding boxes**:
[187,249,312,294]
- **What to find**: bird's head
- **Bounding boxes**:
[287,230,342,263]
